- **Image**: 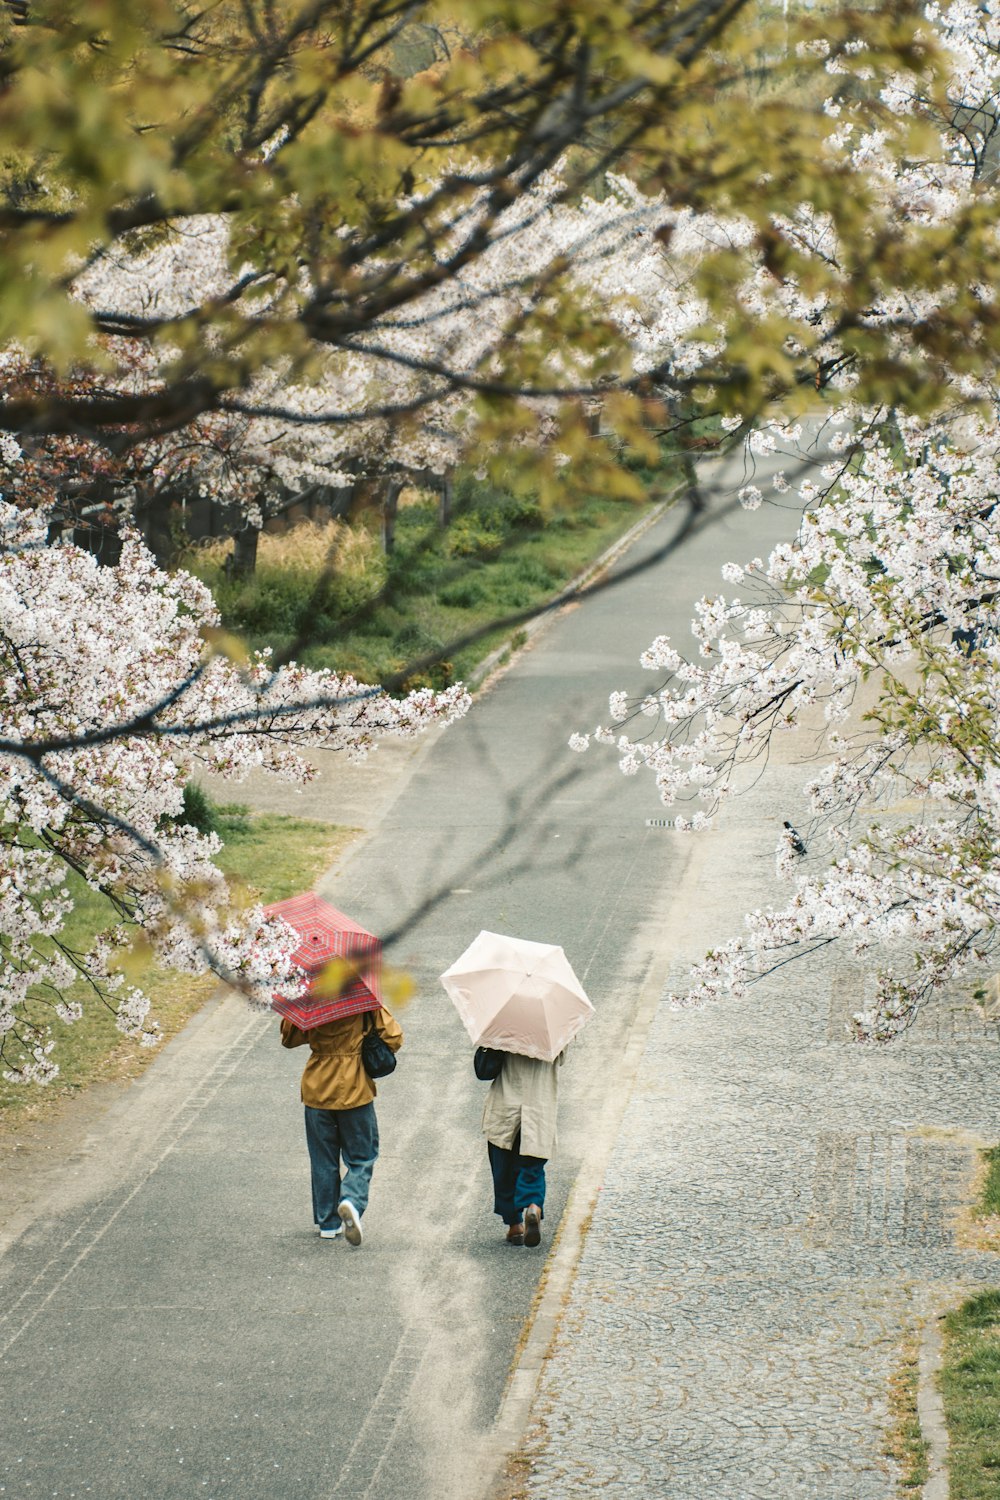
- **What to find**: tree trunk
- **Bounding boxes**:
[229,523,259,577]
[665,396,704,514]
[438,472,453,528]
[133,485,180,568]
[382,477,403,554]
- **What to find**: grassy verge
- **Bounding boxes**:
[978,1146,1000,1218]
[955,1138,1000,1255]
[321,488,655,689]
[186,477,665,689]
[885,1330,930,1493]
[940,1290,1000,1498]
[0,806,355,1126]
[934,1144,1000,1498]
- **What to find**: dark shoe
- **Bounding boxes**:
[506,1223,525,1246]
[524,1205,542,1247]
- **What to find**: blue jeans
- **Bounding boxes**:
[488,1134,547,1226]
[304,1103,379,1232]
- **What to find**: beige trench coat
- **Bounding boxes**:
[482,1051,564,1159]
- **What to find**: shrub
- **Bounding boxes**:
[508,555,556,590]
[439,577,489,609]
[491,491,544,529]
[217,574,304,634]
[186,519,386,635]
[177,782,220,836]
[445,516,505,558]
[451,472,544,530]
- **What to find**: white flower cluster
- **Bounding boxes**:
[65,169,744,500]
[570,1,1000,1037]
[585,402,1000,1035]
[0,506,469,1081]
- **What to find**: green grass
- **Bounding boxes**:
[933,1151,1000,1497]
[300,492,653,686]
[188,474,664,689]
[0,805,354,1123]
[940,1290,1000,1498]
[976,1147,1000,1219]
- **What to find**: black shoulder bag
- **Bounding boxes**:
[474,1046,505,1081]
[361,1010,397,1080]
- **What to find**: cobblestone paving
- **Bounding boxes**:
[517,769,1000,1498]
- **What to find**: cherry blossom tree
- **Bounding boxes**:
[0,500,468,1083]
[577,1,1000,1039]
[2,0,980,546]
[0,149,715,1086]
[0,1,960,452]
[2,0,992,1084]
[59,179,679,510]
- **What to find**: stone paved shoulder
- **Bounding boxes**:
[511,764,1000,1499]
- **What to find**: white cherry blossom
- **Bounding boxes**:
[0,503,469,1082]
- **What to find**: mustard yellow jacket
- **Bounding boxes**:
[280,1008,403,1110]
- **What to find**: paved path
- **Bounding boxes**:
[510,459,1000,1496]
[0,489,726,1500]
[515,777,1000,1497]
[5,440,996,1500]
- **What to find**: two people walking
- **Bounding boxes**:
[281,1010,561,1250]
[275,910,588,1252]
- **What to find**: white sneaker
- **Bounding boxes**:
[318,1224,344,1239]
[338,1199,363,1246]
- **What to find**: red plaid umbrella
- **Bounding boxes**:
[265,891,383,1029]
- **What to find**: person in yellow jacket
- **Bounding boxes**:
[280,1007,403,1246]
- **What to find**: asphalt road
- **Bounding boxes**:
[0,458,805,1500]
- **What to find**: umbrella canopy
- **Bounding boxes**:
[265,891,382,1029]
[440,930,593,1062]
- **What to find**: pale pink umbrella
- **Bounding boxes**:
[440,930,593,1062]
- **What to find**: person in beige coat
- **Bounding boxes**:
[281,1008,403,1246]
[482,1050,564,1247]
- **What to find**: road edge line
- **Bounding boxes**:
[918,1305,949,1500]
[467,497,672,693]
[483,833,703,1497]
